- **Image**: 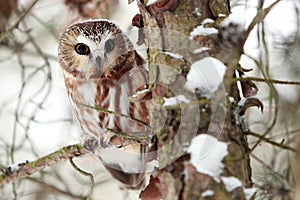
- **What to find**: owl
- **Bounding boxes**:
[58,19,152,189]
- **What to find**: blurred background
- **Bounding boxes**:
[0,0,299,199]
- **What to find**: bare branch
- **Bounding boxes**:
[251,153,294,195]
[234,77,300,85]
[246,0,282,38]
[0,0,39,42]
[246,131,296,152]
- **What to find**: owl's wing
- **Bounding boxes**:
[93,50,151,189]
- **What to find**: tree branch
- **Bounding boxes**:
[0,144,89,186]
[246,131,296,152]
[0,0,39,43]
[234,77,300,85]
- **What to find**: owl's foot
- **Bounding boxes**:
[83,137,99,152]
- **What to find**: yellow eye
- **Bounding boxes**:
[105,39,115,53]
[75,43,90,55]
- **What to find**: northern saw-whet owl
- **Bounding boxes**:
[58,20,152,189]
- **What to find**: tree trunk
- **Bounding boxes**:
[132,0,255,199]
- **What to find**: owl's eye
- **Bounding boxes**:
[75,43,90,55]
[105,39,115,53]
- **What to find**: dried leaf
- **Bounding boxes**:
[239,66,253,73]
[241,80,258,98]
[140,176,162,200]
[240,98,263,115]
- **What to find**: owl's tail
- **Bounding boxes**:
[97,143,148,190]
[104,162,146,190]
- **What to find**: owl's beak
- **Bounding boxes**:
[95,56,101,72]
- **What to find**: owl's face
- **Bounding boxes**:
[58,20,134,79]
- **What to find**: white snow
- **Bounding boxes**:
[220,9,248,30]
[202,190,214,197]
[146,159,159,172]
[237,98,247,106]
[202,18,215,24]
[243,187,257,200]
[9,159,33,171]
[229,97,235,103]
[164,51,184,60]
[187,134,228,178]
[194,8,201,16]
[221,176,243,192]
[221,15,246,29]
[190,18,218,39]
[185,57,226,96]
[190,26,218,39]
[130,88,149,98]
[163,95,190,107]
[9,163,20,171]
[193,47,209,54]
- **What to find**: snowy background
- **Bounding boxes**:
[0,0,299,199]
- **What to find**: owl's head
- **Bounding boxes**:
[58,20,135,79]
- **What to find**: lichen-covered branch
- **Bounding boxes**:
[0,144,89,186]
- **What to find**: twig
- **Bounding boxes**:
[0,144,89,186]
[245,54,279,152]
[270,128,300,139]
[246,131,296,152]
[106,128,152,144]
[245,0,282,38]
[26,177,85,200]
[234,77,300,85]
[251,153,294,194]
[80,103,149,127]
[69,158,94,199]
[0,0,40,42]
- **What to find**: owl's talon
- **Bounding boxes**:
[83,138,99,152]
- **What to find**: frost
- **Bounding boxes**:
[164,51,184,60]
[202,190,214,197]
[190,18,217,39]
[185,57,226,96]
[187,134,228,178]
[221,176,242,192]
[244,188,257,200]
[163,95,190,107]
